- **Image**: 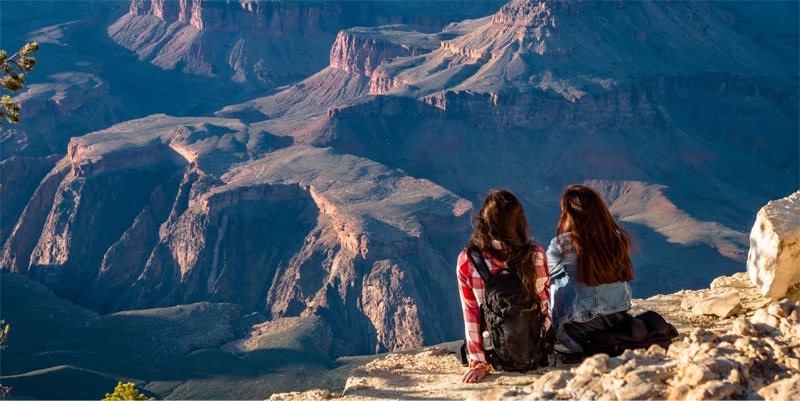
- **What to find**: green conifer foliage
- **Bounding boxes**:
[0,42,39,124]
[0,320,11,399]
[103,382,155,401]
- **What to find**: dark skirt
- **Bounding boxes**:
[556,311,628,353]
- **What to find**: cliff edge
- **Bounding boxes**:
[270,273,799,401]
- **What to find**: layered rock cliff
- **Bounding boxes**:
[329,26,440,77]
[1,115,472,354]
[222,0,798,299]
[128,0,496,36]
[112,0,503,86]
[128,0,344,38]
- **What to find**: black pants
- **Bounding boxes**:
[557,311,628,353]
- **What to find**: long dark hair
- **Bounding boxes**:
[557,185,635,286]
[468,189,542,311]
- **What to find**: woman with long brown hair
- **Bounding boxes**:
[548,185,635,353]
[457,189,551,383]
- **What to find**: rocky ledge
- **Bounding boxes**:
[270,270,800,401]
[329,26,440,77]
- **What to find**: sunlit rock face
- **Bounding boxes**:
[117,0,504,85]
[330,26,441,77]
[748,191,800,300]
[0,115,473,355]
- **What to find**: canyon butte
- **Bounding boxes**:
[0,0,798,398]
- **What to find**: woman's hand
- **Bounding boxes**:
[461,367,487,383]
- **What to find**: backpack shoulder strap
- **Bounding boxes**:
[460,341,469,366]
[467,247,493,284]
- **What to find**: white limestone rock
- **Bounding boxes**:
[692,290,742,318]
[681,290,707,310]
[747,191,800,300]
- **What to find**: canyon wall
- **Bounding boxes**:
[242,0,798,299]
[128,0,499,36]
[329,27,440,77]
[1,116,472,354]
[131,0,344,37]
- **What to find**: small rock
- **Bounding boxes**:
[692,291,742,318]
[769,302,790,318]
[682,290,707,310]
[732,317,757,336]
[778,299,795,316]
[679,361,719,387]
[668,384,691,400]
[534,370,574,392]
[758,376,800,401]
[625,360,679,383]
[607,357,624,370]
[752,308,781,332]
[644,344,667,360]
[615,378,665,400]
[311,390,331,400]
[574,353,609,375]
[344,378,369,392]
[667,340,690,358]
[685,381,736,401]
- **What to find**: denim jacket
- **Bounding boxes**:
[546,234,632,334]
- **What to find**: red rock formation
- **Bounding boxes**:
[128,0,498,37]
[330,28,436,77]
[368,69,405,95]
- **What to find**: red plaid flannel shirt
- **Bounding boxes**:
[457,246,551,363]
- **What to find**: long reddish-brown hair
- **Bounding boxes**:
[468,189,542,312]
[557,185,635,286]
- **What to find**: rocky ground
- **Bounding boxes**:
[270,273,800,400]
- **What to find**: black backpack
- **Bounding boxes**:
[582,311,679,357]
[460,247,553,371]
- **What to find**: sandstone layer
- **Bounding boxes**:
[747,191,800,300]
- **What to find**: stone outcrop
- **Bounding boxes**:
[747,191,800,300]
[691,290,742,318]
[329,27,439,77]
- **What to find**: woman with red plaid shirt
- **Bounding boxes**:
[456,190,551,384]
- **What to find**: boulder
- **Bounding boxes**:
[692,290,742,318]
[747,191,800,300]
